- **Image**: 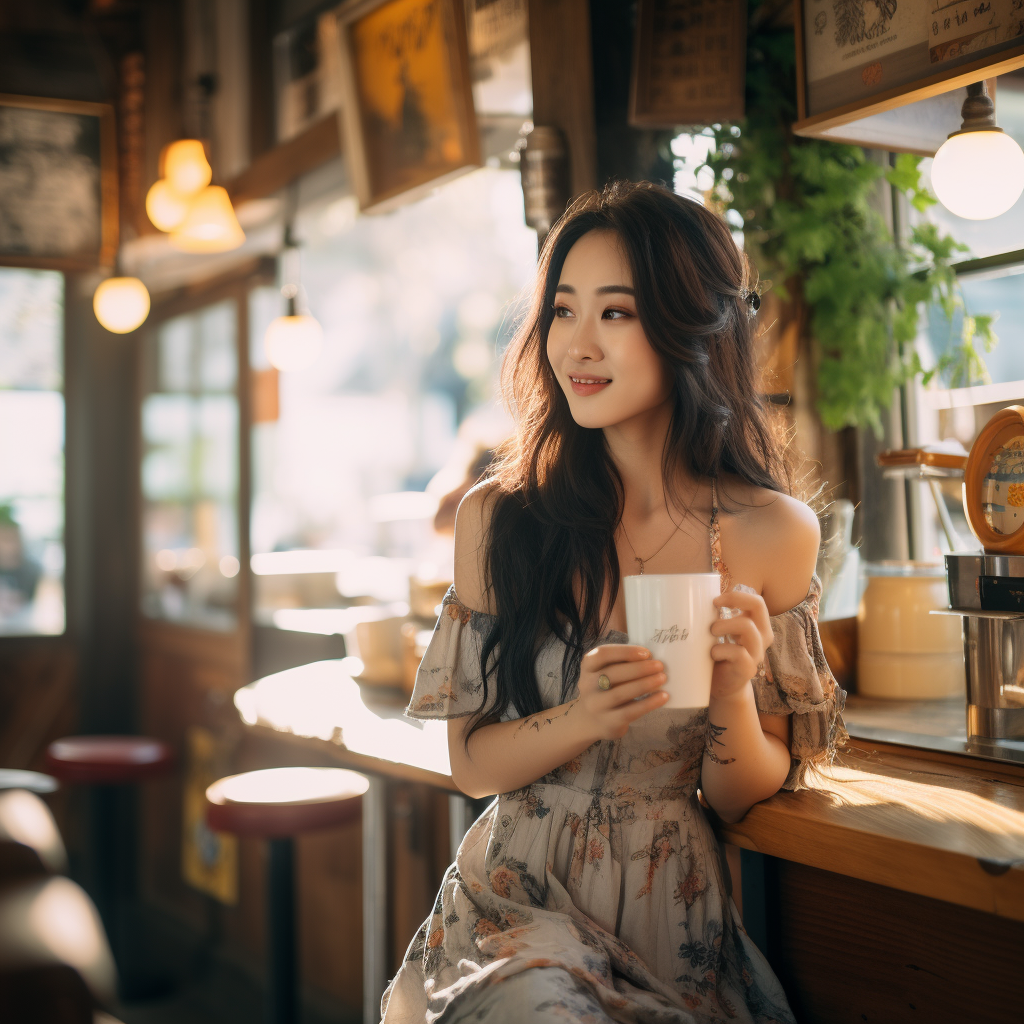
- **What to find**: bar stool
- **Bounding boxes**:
[206,766,368,1024]
[43,736,174,995]
[44,736,174,785]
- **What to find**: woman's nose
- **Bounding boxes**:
[566,317,603,362]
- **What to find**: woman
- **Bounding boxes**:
[382,181,846,1023]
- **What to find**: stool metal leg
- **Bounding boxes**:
[267,837,297,1024]
[362,779,388,1024]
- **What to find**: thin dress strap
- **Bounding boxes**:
[709,479,732,593]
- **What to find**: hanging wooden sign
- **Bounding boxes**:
[629,0,748,128]
[795,0,1024,146]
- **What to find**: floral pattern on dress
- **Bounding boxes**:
[383,539,846,1023]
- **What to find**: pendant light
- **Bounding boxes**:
[145,139,213,233]
[162,139,212,196]
[264,223,323,372]
[93,272,150,334]
[144,137,245,251]
[145,180,191,233]
[169,185,246,253]
[931,81,1024,220]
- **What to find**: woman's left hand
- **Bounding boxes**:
[709,585,773,701]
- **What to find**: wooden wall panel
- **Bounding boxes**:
[771,860,1024,1024]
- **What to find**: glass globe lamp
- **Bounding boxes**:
[145,179,190,232]
[932,81,1024,220]
[264,285,323,372]
[161,139,212,197]
[93,276,151,334]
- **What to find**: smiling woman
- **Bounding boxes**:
[382,181,843,1023]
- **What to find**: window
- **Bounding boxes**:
[0,268,65,635]
[249,167,536,623]
[908,70,1024,561]
[140,299,240,630]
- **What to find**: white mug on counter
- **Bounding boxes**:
[624,573,720,710]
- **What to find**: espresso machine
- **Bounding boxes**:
[881,406,1024,742]
[945,406,1024,741]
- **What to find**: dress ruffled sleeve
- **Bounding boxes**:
[752,575,848,790]
[405,585,498,721]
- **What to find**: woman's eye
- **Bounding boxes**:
[603,308,630,320]
[553,305,573,318]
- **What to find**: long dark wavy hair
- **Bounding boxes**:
[467,180,788,741]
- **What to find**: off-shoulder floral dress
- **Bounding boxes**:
[381,499,846,1023]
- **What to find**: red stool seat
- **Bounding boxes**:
[45,736,174,785]
[206,767,367,838]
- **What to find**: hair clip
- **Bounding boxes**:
[744,290,761,312]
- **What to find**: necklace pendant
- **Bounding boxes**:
[636,557,645,575]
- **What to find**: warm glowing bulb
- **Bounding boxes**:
[145,179,190,232]
[931,130,1024,220]
[162,139,212,196]
[169,186,245,253]
[93,276,151,333]
[264,315,324,371]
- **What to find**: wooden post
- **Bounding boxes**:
[527,0,598,200]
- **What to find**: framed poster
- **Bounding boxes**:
[335,0,481,212]
[795,0,1024,144]
[629,0,747,127]
[0,94,118,271]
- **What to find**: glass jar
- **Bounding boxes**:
[857,561,965,700]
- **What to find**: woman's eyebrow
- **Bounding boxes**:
[554,284,635,295]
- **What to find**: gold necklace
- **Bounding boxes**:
[619,510,684,575]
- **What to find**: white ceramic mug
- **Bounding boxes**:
[624,573,720,710]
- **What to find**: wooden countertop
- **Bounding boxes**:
[236,660,1024,920]
[234,659,459,791]
[718,737,1024,922]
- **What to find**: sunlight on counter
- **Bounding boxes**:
[234,659,451,777]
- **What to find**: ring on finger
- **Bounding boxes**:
[597,674,611,691]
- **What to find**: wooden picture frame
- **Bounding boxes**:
[794,0,1024,150]
[0,94,118,271]
[629,0,747,128]
[334,0,481,213]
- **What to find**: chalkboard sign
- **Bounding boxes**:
[0,95,118,271]
[629,0,747,128]
[795,0,1024,142]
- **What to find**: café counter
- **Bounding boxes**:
[235,661,1024,1024]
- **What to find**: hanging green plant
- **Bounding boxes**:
[692,2,996,434]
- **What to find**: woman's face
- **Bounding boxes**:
[546,229,672,431]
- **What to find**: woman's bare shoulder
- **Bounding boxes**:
[718,477,820,613]
[453,479,501,614]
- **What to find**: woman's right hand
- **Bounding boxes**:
[576,644,669,740]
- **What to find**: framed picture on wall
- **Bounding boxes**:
[794,0,1024,144]
[334,0,481,212]
[0,94,118,270]
[629,0,747,128]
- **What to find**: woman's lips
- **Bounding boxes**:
[569,375,611,396]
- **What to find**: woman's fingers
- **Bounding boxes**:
[583,644,651,670]
[710,614,761,652]
[595,671,667,708]
[713,588,773,646]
